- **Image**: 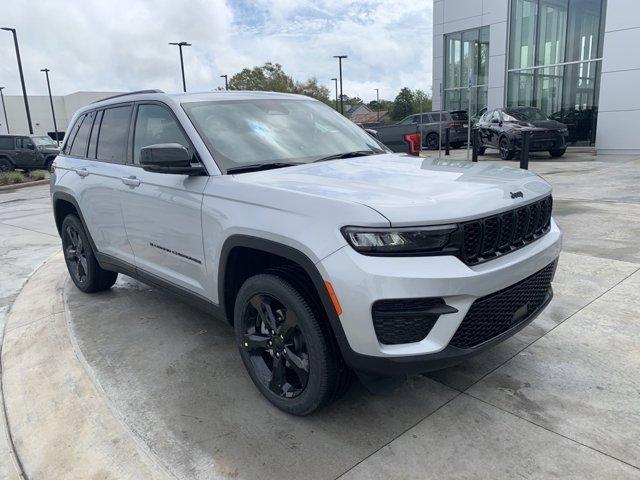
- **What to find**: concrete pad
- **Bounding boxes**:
[340,394,640,480]
[468,269,640,467]
[428,251,638,390]
[66,273,458,480]
[1,257,170,479]
[552,199,640,264]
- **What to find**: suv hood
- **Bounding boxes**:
[234,154,552,226]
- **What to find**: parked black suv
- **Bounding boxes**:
[474,107,568,160]
[0,135,60,172]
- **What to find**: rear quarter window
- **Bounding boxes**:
[0,137,14,149]
[69,112,95,157]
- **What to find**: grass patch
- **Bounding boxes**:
[0,170,48,186]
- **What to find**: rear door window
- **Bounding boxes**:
[96,105,133,163]
[132,104,190,164]
[69,112,95,157]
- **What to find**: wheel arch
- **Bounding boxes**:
[52,192,99,254]
[218,235,353,361]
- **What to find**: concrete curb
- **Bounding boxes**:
[0,179,49,192]
[0,254,171,479]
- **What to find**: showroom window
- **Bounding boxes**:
[444,26,489,115]
[507,0,606,145]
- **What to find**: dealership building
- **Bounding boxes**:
[0,91,119,139]
[432,0,640,153]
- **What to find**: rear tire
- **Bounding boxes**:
[0,158,13,172]
[61,214,117,293]
[234,273,349,415]
[549,149,566,158]
[424,133,440,150]
[44,158,55,173]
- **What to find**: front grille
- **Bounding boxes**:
[372,297,444,345]
[449,262,556,349]
[461,196,552,265]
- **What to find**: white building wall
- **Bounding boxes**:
[596,0,640,154]
[0,92,120,136]
[432,0,509,111]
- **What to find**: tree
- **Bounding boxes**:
[228,62,330,104]
[391,87,416,120]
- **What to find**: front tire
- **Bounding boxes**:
[549,148,566,158]
[61,214,117,293]
[499,137,515,160]
[234,273,347,415]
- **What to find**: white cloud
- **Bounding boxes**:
[1,0,433,102]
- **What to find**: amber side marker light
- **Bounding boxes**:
[324,281,343,316]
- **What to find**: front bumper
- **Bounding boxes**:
[514,133,567,152]
[318,219,562,376]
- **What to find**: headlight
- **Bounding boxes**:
[341,225,458,255]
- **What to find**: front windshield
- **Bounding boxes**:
[32,136,58,146]
[504,107,548,122]
[182,98,386,172]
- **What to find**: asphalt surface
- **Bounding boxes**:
[2,151,640,479]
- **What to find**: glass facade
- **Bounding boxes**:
[507,0,606,145]
[444,27,489,115]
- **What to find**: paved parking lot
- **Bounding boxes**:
[2,151,640,479]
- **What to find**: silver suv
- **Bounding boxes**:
[51,90,562,415]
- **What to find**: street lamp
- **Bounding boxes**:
[331,78,338,111]
[333,55,347,115]
[220,74,228,90]
[0,87,8,134]
[374,88,380,122]
[168,41,191,92]
[2,27,33,133]
[40,69,59,142]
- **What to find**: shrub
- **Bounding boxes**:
[0,171,25,186]
[28,170,46,181]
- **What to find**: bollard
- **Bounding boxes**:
[445,127,450,156]
[472,128,478,162]
[520,130,530,170]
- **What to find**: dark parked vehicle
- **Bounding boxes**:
[373,122,421,154]
[474,107,569,160]
[0,135,60,172]
[394,111,467,149]
[550,107,597,145]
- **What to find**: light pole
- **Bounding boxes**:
[331,78,338,110]
[333,55,347,115]
[2,27,33,133]
[40,69,59,142]
[220,74,228,90]
[374,88,380,122]
[0,87,8,134]
[169,41,191,92]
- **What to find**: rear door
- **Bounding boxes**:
[70,106,136,265]
[15,137,37,168]
[119,102,208,297]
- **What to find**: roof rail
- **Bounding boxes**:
[92,89,164,103]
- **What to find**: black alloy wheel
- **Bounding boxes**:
[499,137,515,160]
[0,158,13,172]
[241,293,310,398]
[235,273,351,415]
[64,222,89,286]
[425,133,440,150]
[61,214,118,293]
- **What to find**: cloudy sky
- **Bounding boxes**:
[1,0,433,103]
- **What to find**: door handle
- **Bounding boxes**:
[75,167,89,178]
[121,176,141,187]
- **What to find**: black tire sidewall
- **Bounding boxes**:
[234,274,333,415]
[0,159,13,172]
[61,214,101,293]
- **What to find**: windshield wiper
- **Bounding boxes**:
[313,150,380,163]
[226,162,302,174]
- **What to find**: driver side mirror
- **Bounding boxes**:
[139,143,205,175]
[26,142,35,150]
